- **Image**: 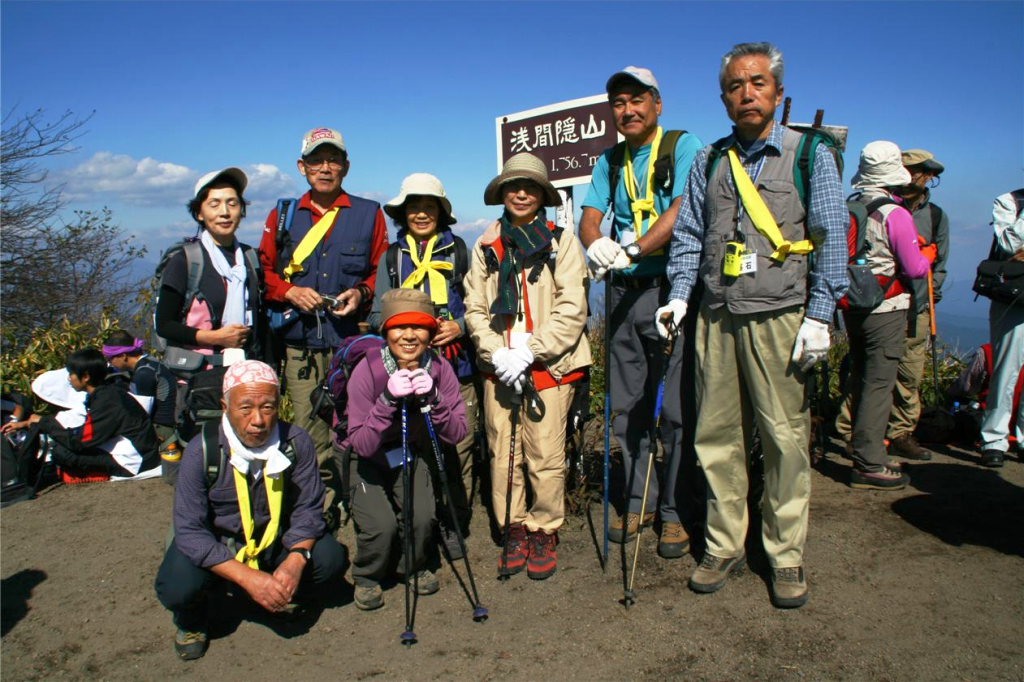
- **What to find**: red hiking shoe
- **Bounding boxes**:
[527,531,557,580]
[498,523,529,576]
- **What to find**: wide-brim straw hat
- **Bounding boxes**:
[483,153,562,207]
[851,141,912,190]
[384,173,457,225]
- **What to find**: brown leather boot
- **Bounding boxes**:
[608,512,655,544]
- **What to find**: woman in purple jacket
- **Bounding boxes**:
[343,288,467,610]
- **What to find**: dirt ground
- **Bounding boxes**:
[2,437,1023,682]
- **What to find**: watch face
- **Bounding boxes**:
[627,244,641,260]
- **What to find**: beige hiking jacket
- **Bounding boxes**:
[464,220,592,381]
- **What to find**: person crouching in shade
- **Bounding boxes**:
[463,153,592,581]
[154,360,347,661]
[343,288,467,611]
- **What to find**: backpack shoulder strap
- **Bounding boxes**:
[794,132,820,209]
[607,141,628,214]
[201,419,224,488]
[928,203,945,240]
[273,199,299,270]
[181,241,205,315]
[452,235,469,288]
[704,136,732,183]
[653,129,685,191]
[385,241,402,288]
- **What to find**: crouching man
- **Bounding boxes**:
[154,360,347,660]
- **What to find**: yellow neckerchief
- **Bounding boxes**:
[400,234,452,306]
[727,146,814,262]
[622,126,663,238]
[283,207,339,282]
[232,462,283,569]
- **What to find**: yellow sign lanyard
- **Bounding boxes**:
[727,147,813,262]
[232,462,283,569]
[622,127,666,255]
[400,234,452,306]
[283,207,340,282]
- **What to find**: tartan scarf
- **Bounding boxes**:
[490,211,552,317]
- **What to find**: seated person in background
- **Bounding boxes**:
[103,330,178,443]
[343,289,467,611]
[1,349,159,478]
[154,360,347,661]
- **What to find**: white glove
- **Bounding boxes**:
[608,250,632,272]
[491,347,510,378]
[791,317,831,372]
[588,261,608,283]
[586,237,622,270]
[654,299,687,339]
[500,346,534,386]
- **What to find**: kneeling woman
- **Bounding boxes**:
[464,153,592,580]
[343,289,467,610]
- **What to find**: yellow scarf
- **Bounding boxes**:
[283,207,339,282]
[622,126,665,255]
[400,234,452,306]
[232,464,283,569]
[727,147,814,262]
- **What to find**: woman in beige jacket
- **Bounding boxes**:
[464,153,591,581]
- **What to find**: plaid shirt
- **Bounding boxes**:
[667,121,849,322]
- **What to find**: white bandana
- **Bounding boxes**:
[200,230,251,327]
[221,415,292,480]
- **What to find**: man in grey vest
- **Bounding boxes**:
[659,42,848,608]
[579,67,703,558]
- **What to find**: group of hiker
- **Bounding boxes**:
[2,39,1020,662]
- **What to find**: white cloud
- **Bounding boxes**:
[57,153,298,212]
[451,217,491,243]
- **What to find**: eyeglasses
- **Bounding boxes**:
[303,158,345,170]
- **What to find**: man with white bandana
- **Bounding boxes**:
[154,360,347,661]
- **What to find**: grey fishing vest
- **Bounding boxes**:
[700,127,809,314]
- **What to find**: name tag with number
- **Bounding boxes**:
[739,253,758,274]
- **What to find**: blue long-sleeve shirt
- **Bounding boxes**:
[667,121,849,322]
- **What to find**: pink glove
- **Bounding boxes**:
[385,369,414,400]
[409,369,434,396]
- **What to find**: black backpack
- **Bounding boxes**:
[973,189,1024,308]
[199,420,297,488]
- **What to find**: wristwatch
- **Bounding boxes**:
[624,242,643,263]
[288,547,312,561]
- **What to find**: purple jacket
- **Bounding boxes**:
[343,349,467,467]
[172,421,326,569]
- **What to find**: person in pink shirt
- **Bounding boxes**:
[841,141,934,491]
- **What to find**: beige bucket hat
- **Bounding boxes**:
[483,153,562,207]
[851,141,912,190]
[384,173,457,225]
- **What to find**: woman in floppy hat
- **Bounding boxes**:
[464,153,592,580]
[367,173,479,559]
[839,141,934,492]
[343,288,467,610]
[155,168,263,364]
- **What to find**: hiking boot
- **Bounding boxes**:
[354,583,384,611]
[980,449,1005,468]
[886,458,903,471]
[174,627,208,661]
[498,523,529,576]
[439,522,464,560]
[850,466,910,491]
[411,569,439,596]
[888,435,932,461]
[689,552,747,594]
[771,566,808,609]
[527,531,557,580]
[608,512,655,544]
[657,522,690,559]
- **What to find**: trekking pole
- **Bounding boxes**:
[623,314,678,609]
[498,383,523,581]
[927,270,940,405]
[399,400,417,647]
[602,292,611,571]
[420,403,488,622]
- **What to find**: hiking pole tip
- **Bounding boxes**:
[473,606,489,622]
[400,630,417,646]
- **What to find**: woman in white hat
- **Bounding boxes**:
[155,168,263,366]
[464,153,591,581]
[367,173,478,559]
[840,141,934,492]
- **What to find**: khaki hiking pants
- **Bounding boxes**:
[694,305,810,569]
[484,378,573,535]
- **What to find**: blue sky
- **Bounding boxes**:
[3,0,1021,343]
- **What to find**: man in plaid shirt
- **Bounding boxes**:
[658,42,848,609]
